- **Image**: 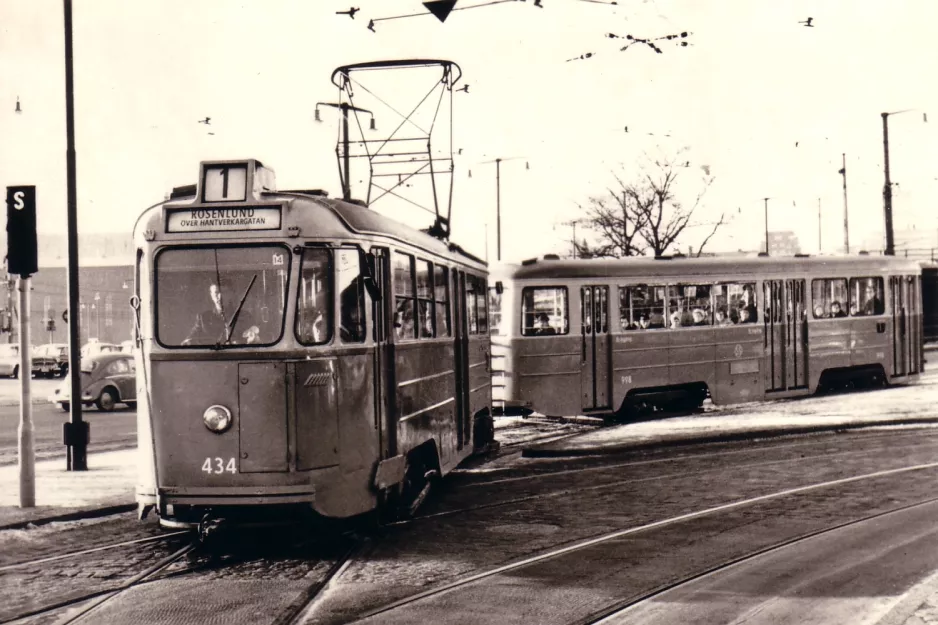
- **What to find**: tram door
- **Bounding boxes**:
[371,247,394,458]
[580,286,610,411]
[764,279,808,392]
[891,275,910,377]
[453,271,470,450]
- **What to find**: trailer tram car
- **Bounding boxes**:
[493,255,923,419]
[133,159,494,529]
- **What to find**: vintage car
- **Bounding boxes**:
[80,341,122,359]
[49,352,137,411]
[31,343,68,377]
[0,344,20,378]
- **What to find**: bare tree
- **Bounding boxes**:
[569,151,725,258]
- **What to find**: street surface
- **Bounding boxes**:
[0,377,135,466]
[3,374,938,624]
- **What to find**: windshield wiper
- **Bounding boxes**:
[218,274,257,347]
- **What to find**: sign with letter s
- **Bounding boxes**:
[6,186,37,275]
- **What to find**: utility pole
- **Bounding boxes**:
[763,198,770,255]
[839,153,849,254]
[817,197,822,253]
[882,113,895,256]
[496,158,502,261]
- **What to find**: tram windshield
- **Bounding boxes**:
[155,245,290,347]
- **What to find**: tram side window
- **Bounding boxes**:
[521,287,568,336]
[618,285,666,330]
[435,265,451,337]
[811,278,848,318]
[474,276,488,334]
[393,252,416,340]
[416,260,435,338]
[667,284,715,328]
[296,248,332,345]
[849,277,885,316]
[337,249,366,343]
[712,282,758,325]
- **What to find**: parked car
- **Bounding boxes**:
[31,343,68,378]
[49,352,137,412]
[0,344,20,378]
[80,342,121,359]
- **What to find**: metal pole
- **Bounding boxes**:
[496,158,502,261]
[341,103,351,201]
[882,113,895,256]
[841,153,850,253]
[763,198,769,255]
[64,0,87,471]
[818,197,821,253]
[17,277,34,507]
[572,221,577,258]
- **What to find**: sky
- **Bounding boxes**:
[2,0,938,263]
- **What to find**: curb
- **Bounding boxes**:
[521,417,938,458]
[0,503,136,531]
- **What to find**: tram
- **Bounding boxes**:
[491,254,924,419]
[133,158,493,528]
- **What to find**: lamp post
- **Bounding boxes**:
[93,292,100,339]
[479,157,528,261]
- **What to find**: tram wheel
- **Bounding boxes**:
[60,402,70,412]
[11,366,18,379]
[96,388,117,412]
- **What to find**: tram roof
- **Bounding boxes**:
[143,190,485,269]
[508,255,924,281]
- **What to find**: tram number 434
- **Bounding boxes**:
[202,457,237,475]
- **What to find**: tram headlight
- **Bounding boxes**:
[202,405,232,434]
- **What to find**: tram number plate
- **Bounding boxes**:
[202,457,237,475]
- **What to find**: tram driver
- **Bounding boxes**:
[183,283,260,345]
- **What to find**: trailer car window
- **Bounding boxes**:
[713,282,757,325]
[435,265,450,337]
[522,287,568,336]
[849,277,884,316]
[812,278,848,318]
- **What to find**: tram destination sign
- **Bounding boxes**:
[166,206,282,232]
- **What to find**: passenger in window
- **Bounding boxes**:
[862,285,883,315]
[715,308,733,326]
[691,309,708,326]
[394,301,415,339]
[829,301,847,318]
[814,305,825,318]
[637,313,651,329]
[670,311,683,328]
[737,306,753,324]
[849,303,859,316]
[534,313,556,336]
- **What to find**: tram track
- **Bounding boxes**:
[404,430,938,524]
[3,538,200,625]
[0,530,190,573]
[353,459,938,624]
[579,495,938,625]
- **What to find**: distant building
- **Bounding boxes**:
[760,231,801,256]
[0,233,133,346]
